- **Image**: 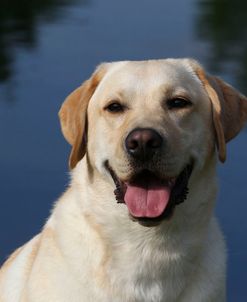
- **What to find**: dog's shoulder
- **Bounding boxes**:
[0,234,41,301]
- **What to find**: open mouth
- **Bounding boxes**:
[105,162,193,225]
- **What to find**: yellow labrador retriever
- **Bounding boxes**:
[0,59,247,302]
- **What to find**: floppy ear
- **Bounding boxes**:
[194,65,247,163]
[59,64,107,169]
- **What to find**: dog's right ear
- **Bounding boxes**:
[59,64,108,169]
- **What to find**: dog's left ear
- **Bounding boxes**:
[59,64,108,169]
[192,62,247,163]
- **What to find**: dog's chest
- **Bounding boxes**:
[98,239,191,302]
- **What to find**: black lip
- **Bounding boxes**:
[105,161,126,203]
[105,161,193,225]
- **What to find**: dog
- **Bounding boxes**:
[0,59,247,302]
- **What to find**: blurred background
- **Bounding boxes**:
[0,0,246,300]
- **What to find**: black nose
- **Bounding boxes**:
[125,128,163,160]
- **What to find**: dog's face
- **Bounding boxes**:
[59,59,247,224]
[86,60,213,221]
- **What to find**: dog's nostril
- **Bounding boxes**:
[125,128,163,159]
[127,137,139,151]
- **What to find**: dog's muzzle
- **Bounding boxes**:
[104,127,193,226]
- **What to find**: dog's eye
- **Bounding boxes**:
[105,102,125,113]
[167,98,192,110]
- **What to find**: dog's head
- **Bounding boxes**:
[59,59,247,224]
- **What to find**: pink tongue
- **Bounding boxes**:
[124,176,171,218]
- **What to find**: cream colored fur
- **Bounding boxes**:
[1,59,247,302]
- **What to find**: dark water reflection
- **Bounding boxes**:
[0,0,83,81]
[0,0,246,300]
[196,0,247,94]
